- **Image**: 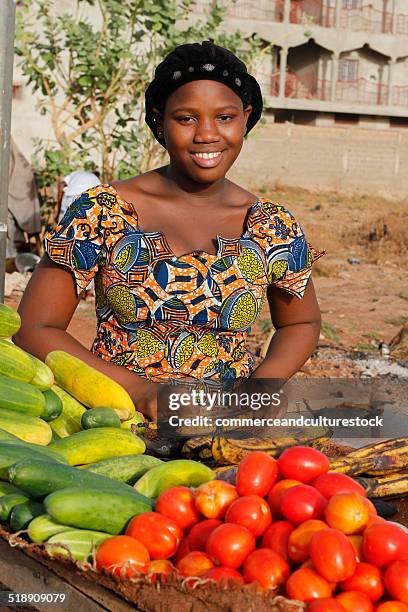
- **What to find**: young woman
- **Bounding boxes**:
[14,42,323,420]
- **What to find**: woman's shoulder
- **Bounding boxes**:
[251,197,304,235]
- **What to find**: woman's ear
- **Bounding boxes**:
[152,107,164,140]
[243,105,253,126]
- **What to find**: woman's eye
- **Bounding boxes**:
[218,115,233,121]
[178,116,195,123]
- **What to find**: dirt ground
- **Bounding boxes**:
[6,186,408,374]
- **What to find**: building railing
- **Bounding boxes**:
[340,4,392,34]
[392,86,408,108]
[289,0,335,27]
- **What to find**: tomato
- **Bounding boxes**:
[201,566,244,584]
[363,523,408,568]
[362,497,378,515]
[262,521,295,561]
[287,519,328,564]
[280,485,327,525]
[176,551,214,577]
[310,528,356,582]
[348,535,364,562]
[236,451,278,497]
[243,548,290,589]
[313,472,367,500]
[336,591,374,612]
[126,512,183,560]
[95,535,149,577]
[277,446,329,484]
[384,560,408,604]
[156,486,201,531]
[267,479,301,518]
[188,519,222,552]
[340,562,384,602]
[325,492,369,535]
[300,559,337,593]
[206,523,256,569]
[225,495,272,538]
[365,515,387,529]
[375,603,408,612]
[148,559,175,582]
[195,480,238,519]
[307,599,347,612]
[172,536,191,565]
[286,568,332,601]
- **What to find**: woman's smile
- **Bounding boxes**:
[190,150,225,168]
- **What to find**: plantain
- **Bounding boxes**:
[356,471,408,499]
[330,439,408,476]
[341,437,408,460]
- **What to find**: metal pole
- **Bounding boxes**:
[0,0,16,302]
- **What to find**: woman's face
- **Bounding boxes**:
[160,80,252,185]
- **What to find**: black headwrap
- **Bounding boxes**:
[145,41,263,147]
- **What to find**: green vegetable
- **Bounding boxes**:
[82,454,163,485]
[41,389,63,422]
[0,303,21,338]
[0,407,52,445]
[0,374,45,417]
[28,354,54,391]
[81,407,120,430]
[46,529,110,562]
[10,500,44,531]
[0,493,30,521]
[134,459,214,498]
[0,339,34,384]
[0,443,65,480]
[27,514,71,543]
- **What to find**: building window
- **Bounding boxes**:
[338,59,358,81]
[342,0,360,8]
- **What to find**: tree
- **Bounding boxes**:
[16,0,268,225]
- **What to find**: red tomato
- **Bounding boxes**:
[300,559,337,593]
[156,486,201,531]
[363,523,408,568]
[225,495,272,538]
[348,535,364,562]
[325,492,370,535]
[195,480,238,519]
[280,485,327,525]
[375,603,408,612]
[172,536,191,565]
[95,535,149,577]
[336,591,374,612]
[278,446,329,483]
[126,512,183,560]
[148,559,175,582]
[313,472,367,500]
[267,479,301,518]
[236,451,278,497]
[176,551,214,577]
[206,523,256,569]
[340,562,384,602]
[287,519,328,564]
[201,566,244,584]
[384,560,408,604]
[362,497,378,516]
[310,528,356,582]
[286,568,332,601]
[262,521,295,561]
[243,548,290,589]
[188,519,222,552]
[307,599,347,612]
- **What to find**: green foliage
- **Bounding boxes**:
[15,0,268,203]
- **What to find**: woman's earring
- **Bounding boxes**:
[157,128,163,139]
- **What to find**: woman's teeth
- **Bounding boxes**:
[193,152,221,159]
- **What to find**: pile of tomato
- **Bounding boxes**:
[94,447,408,611]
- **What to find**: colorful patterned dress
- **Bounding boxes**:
[45,184,323,387]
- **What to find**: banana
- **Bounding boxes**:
[330,443,408,476]
[343,438,408,460]
[357,471,408,498]
[329,457,377,476]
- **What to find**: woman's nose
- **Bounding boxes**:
[193,118,220,142]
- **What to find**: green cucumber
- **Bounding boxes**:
[0,303,21,338]
[0,407,52,445]
[81,407,120,430]
[9,458,148,499]
[0,374,45,417]
[0,482,26,497]
[0,428,20,442]
[50,427,145,465]
[83,454,163,485]
[134,459,214,499]
[10,500,44,531]
[27,514,71,543]
[0,493,30,522]
[0,443,65,480]
[41,389,63,422]
[28,354,54,391]
[45,486,153,534]
[0,339,35,384]
[46,529,110,562]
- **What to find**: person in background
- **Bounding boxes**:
[57,171,100,223]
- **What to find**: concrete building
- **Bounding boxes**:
[193,0,408,130]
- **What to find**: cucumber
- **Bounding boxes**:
[83,454,163,485]
[0,428,20,442]
[120,411,146,433]
[41,389,63,422]
[46,529,110,562]
[0,339,34,383]
[9,458,148,499]
[27,514,71,543]
[50,430,61,443]
[134,459,214,499]
[0,407,52,445]
[45,486,153,534]
[49,428,145,466]
[28,354,54,391]
[0,482,26,497]
[0,440,67,465]
[10,500,44,531]
[0,444,64,480]
[0,374,45,417]
[0,493,30,522]
[0,303,21,338]
[81,407,120,430]
[49,385,86,438]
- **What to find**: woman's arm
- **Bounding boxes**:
[251,278,321,380]
[13,256,158,419]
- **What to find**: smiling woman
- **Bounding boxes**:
[14,41,324,420]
